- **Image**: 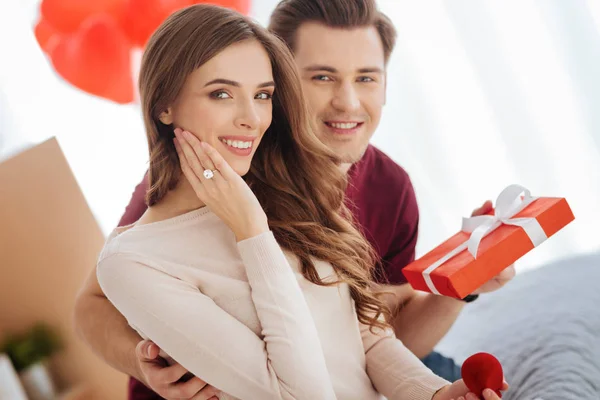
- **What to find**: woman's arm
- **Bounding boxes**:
[361,321,450,400]
[97,231,336,400]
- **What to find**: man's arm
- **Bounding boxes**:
[381,284,465,359]
[73,173,150,381]
[73,267,145,380]
[382,200,514,359]
[72,173,233,399]
[74,243,213,399]
[372,170,465,358]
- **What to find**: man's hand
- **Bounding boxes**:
[469,201,517,295]
[135,340,221,400]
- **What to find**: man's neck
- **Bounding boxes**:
[340,162,353,175]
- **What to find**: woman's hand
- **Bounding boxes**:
[432,379,509,400]
[174,128,269,241]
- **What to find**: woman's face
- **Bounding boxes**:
[160,39,275,176]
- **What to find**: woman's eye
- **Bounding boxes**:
[211,90,231,99]
[255,92,272,100]
[312,75,332,82]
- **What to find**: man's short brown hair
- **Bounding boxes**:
[268,0,397,63]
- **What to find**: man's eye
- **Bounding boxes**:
[358,76,374,83]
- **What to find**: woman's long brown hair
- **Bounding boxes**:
[139,4,390,330]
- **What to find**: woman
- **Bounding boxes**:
[97,5,505,400]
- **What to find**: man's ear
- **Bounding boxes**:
[159,107,174,125]
[383,72,388,106]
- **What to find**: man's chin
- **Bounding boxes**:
[328,141,369,164]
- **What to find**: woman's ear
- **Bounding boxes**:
[159,107,174,125]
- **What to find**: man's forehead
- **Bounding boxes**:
[294,22,385,70]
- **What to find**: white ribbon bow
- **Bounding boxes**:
[422,184,548,295]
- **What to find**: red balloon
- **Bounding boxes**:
[48,15,134,104]
[120,0,191,48]
[40,0,126,33]
[120,0,251,48]
[461,353,504,399]
[34,18,60,53]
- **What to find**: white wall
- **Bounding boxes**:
[1,0,599,271]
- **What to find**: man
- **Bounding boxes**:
[74,1,515,399]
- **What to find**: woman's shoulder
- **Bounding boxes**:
[98,207,226,261]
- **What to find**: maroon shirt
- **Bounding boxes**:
[117,144,419,399]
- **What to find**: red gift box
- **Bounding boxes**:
[403,185,575,299]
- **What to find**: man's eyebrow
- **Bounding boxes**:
[303,65,383,74]
[303,65,338,73]
[357,67,384,74]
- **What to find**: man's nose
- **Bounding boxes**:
[331,82,361,112]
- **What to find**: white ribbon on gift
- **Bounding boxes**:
[422,184,548,295]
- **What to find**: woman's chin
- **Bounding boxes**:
[231,163,252,177]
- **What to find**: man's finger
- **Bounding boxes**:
[169,377,209,399]
[190,384,221,400]
[495,264,516,282]
[471,200,493,217]
[136,340,160,361]
[160,362,192,384]
[165,378,209,399]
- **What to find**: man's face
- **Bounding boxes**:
[294,22,387,163]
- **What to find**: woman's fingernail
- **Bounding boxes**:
[484,389,494,397]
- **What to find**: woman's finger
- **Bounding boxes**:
[176,130,223,196]
[179,131,226,191]
[482,389,500,400]
[174,129,204,178]
[174,139,206,198]
[182,130,217,172]
[200,141,237,182]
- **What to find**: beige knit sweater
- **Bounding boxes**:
[97,207,449,400]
